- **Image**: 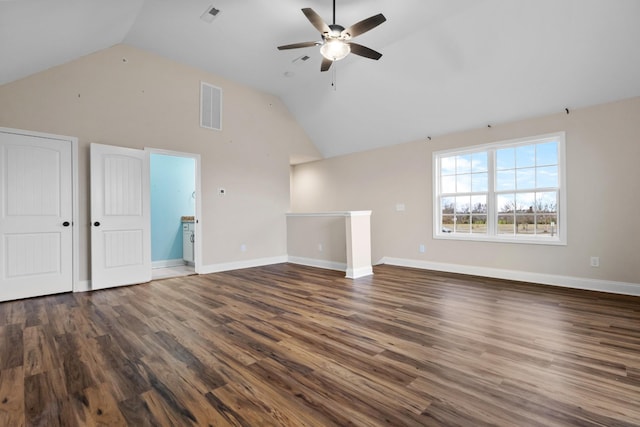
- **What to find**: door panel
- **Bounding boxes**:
[0,132,73,301]
[90,143,151,290]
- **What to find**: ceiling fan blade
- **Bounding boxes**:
[342,13,386,38]
[320,57,333,72]
[348,43,383,60]
[277,41,320,50]
[302,8,330,34]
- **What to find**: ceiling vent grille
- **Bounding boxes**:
[293,55,311,64]
[200,6,221,23]
[200,82,222,131]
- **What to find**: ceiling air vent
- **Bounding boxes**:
[200,6,221,23]
[292,55,311,65]
[200,82,222,131]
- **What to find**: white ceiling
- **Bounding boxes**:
[2,0,640,158]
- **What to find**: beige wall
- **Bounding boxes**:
[287,215,347,265]
[0,44,320,281]
[291,97,640,285]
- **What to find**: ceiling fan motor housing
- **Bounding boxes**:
[325,24,349,40]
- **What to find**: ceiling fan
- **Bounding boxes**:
[277,0,387,72]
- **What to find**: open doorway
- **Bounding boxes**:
[148,149,201,280]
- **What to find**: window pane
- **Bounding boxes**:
[471,215,487,234]
[497,214,514,234]
[441,197,455,214]
[471,152,488,172]
[441,156,456,175]
[536,166,558,188]
[516,145,535,168]
[456,174,472,193]
[441,175,456,193]
[456,154,472,174]
[455,196,470,214]
[496,170,515,191]
[536,191,557,213]
[441,215,455,233]
[497,193,515,213]
[536,214,558,236]
[455,215,470,233]
[516,215,535,234]
[516,168,535,190]
[516,192,535,212]
[536,142,558,166]
[496,148,515,170]
[471,195,487,213]
[472,172,488,192]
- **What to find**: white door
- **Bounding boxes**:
[0,131,73,301]
[90,143,151,290]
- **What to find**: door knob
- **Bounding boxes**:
[62,221,70,227]
[94,221,101,227]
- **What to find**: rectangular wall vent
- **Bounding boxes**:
[200,6,221,23]
[293,55,312,64]
[200,82,222,131]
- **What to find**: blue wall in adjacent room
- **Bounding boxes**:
[150,154,195,262]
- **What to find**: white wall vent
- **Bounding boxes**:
[293,55,312,65]
[200,82,222,131]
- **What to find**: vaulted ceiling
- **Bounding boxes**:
[2,0,640,158]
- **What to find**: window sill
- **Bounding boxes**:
[433,233,566,246]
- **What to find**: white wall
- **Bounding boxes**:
[0,44,321,281]
[291,97,640,293]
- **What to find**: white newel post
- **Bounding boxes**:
[345,211,373,279]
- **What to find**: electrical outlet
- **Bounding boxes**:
[396,203,405,212]
[318,243,323,252]
[590,256,599,268]
[218,187,226,196]
[419,244,426,253]
[240,244,247,252]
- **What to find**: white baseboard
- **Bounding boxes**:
[287,257,373,279]
[346,266,374,279]
[287,256,346,272]
[152,259,186,269]
[200,255,288,274]
[379,257,640,297]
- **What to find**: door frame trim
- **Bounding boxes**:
[145,147,202,274]
[0,127,79,293]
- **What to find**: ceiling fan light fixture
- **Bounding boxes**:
[320,39,350,61]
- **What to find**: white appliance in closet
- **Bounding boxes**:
[182,220,194,264]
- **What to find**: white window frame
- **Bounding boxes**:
[433,132,567,245]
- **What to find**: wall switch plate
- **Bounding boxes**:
[396,203,405,212]
[590,256,599,267]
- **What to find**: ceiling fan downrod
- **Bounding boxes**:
[332,0,336,25]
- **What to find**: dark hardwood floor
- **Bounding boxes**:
[1,263,639,426]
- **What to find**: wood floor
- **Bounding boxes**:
[1,264,639,426]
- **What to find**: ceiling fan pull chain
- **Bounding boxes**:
[331,66,337,91]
